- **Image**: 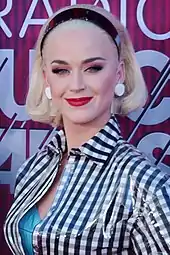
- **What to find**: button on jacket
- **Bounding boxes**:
[4,116,170,254]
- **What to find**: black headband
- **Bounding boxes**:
[40,7,120,57]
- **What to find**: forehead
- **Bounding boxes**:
[43,21,118,62]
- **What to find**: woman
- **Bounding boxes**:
[4,4,170,255]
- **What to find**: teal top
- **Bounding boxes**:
[19,206,41,255]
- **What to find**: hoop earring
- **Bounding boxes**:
[45,87,52,99]
[114,83,125,97]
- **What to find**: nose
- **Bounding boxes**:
[69,70,86,92]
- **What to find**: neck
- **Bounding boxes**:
[63,113,112,152]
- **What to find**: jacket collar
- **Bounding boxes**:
[46,115,121,165]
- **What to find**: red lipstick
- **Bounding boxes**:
[65,97,93,106]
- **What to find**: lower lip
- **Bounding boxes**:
[65,97,93,107]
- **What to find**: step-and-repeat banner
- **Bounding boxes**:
[0,0,170,253]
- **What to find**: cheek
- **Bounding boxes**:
[48,76,66,99]
[91,66,117,95]
[51,87,65,102]
[44,67,65,96]
[95,75,115,96]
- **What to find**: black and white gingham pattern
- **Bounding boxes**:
[4,115,170,254]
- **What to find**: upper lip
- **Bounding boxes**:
[65,97,93,101]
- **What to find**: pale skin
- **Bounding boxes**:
[37,22,125,219]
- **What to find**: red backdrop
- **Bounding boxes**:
[0,0,170,253]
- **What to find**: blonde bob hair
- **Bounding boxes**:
[26,4,148,127]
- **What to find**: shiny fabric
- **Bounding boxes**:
[19,206,41,255]
[4,116,170,254]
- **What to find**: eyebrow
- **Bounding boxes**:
[51,57,106,65]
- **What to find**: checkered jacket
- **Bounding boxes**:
[4,116,170,254]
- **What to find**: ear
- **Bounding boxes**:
[116,61,125,84]
[42,69,48,87]
[45,87,52,100]
[43,69,52,99]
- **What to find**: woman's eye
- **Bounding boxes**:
[52,68,69,75]
[86,65,103,73]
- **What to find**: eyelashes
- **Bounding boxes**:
[51,65,104,75]
[86,65,103,72]
[52,68,69,75]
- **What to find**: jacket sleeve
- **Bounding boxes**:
[131,183,170,254]
[14,152,39,198]
[13,141,59,199]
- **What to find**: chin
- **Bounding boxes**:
[64,112,97,125]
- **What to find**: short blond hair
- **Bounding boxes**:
[26,4,148,126]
